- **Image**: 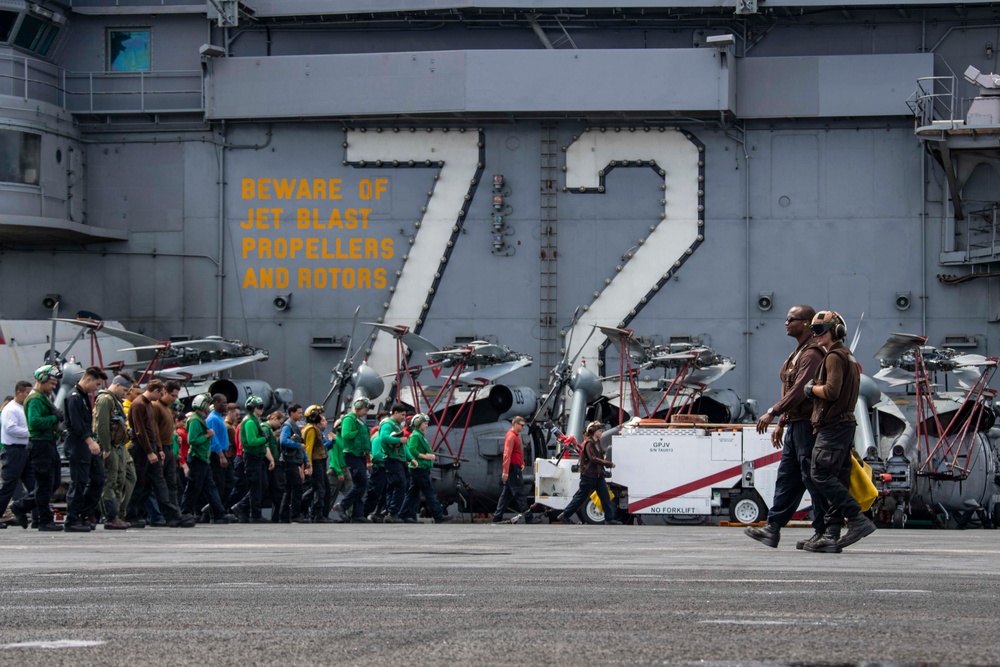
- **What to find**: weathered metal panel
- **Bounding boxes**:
[737,54,933,118]
[207,49,733,119]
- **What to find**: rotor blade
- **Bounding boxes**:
[566,324,598,367]
[400,331,440,356]
[458,358,532,386]
[155,352,267,380]
[952,367,984,389]
[849,312,864,354]
[873,366,913,387]
[684,361,735,387]
[52,318,159,348]
[952,354,993,367]
[561,306,583,367]
[171,338,244,354]
[343,305,361,363]
[118,343,170,352]
[874,333,926,363]
[426,348,472,359]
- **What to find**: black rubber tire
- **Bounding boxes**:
[891,507,906,529]
[729,492,766,524]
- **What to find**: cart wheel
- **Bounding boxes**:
[729,493,765,524]
[891,507,907,529]
[578,499,606,525]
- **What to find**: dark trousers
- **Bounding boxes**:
[766,420,829,533]
[279,458,304,521]
[182,457,225,519]
[342,453,369,519]
[561,474,615,522]
[207,452,232,510]
[235,454,266,519]
[267,463,285,522]
[0,444,34,516]
[162,447,180,511]
[400,468,444,521]
[308,459,329,519]
[492,466,529,521]
[227,455,247,508]
[384,458,407,516]
[363,464,387,516]
[810,420,861,526]
[129,454,182,522]
[66,445,106,526]
[12,439,59,526]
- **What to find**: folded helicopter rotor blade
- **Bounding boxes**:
[952,367,985,389]
[118,343,170,352]
[400,331,440,356]
[874,333,926,363]
[873,366,913,387]
[567,325,598,367]
[155,352,267,380]
[849,312,864,354]
[458,358,532,386]
[952,354,993,367]
[53,318,160,348]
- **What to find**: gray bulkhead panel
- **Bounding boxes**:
[206,49,735,119]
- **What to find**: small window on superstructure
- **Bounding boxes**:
[108,28,150,72]
[0,10,17,42]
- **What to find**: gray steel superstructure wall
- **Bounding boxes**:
[0,3,996,413]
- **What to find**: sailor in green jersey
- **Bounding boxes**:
[11,365,64,532]
[180,394,230,523]
[326,416,352,522]
[399,413,452,523]
[264,411,286,523]
[378,403,411,524]
[363,411,393,522]
[232,396,274,522]
[336,398,372,523]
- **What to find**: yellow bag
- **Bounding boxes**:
[848,451,878,512]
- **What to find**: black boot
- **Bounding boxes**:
[838,515,876,548]
[744,523,780,548]
[796,531,824,550]
[803,525,842,553]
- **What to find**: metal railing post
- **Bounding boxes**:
[89,72,93,113]
[140,71,145,112]
[23,57,28,100]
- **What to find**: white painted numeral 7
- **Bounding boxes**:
[346,129,483,386]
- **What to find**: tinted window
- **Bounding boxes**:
[108,29,150,72]
[37,25,58,56]
[0,10,16,42]
[13,14,44,50]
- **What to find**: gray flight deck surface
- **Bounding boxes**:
[1,525,998,666]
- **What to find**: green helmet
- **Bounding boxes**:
[33,364,63,382]
[245,395,264,410]
[410,413,430,428]
[192,393,212,412]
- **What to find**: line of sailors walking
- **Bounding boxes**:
[0,365,452,531]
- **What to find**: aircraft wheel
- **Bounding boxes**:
[891,507,907,529]
[729,492,766,525]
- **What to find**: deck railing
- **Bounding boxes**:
[0,52,203,114]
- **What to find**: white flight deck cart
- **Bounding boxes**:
[534,420,811,524]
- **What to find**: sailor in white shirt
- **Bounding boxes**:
[0,381,34,528]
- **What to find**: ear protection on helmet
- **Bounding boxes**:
[192,393,212,412]
[245,395,264,410]
[810,311,847,340]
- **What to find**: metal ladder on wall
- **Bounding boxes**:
[539,125,559,389]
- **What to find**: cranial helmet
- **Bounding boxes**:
[304,404,325,423]
[410,413,429,428]
[353,398,372,411]
[245,395,265,410]
[33,364,63,382]
[810,311,847,340]
[192,393,212,412]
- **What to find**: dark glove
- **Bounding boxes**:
[803,379,815,399]
[54,407,66,422]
